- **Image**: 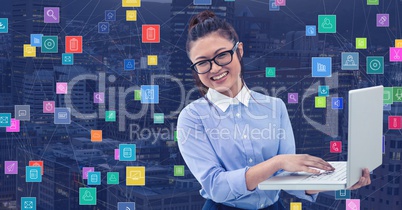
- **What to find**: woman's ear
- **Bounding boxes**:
[238,42,244,59]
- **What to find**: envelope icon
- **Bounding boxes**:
[24,201,34,209]
[0,116,9,124]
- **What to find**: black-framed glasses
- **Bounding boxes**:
[190,41,239,74]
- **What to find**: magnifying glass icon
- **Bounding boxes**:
[47,9,57,20]
[289,94,296,101]
[95,94,103,102]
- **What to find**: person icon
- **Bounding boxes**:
[82,190,94,201]
[344,55,356,66]
[126,62,133,68]
[109,174,117,182]
[321,18,333,29]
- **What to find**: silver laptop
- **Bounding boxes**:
[258,85,383,190]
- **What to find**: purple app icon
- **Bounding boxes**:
[82,167,94,179]
[94,92,104,104]
[5,161,18,174]
[376,14,389,27]
[114,149,120,160]
[288,93,298,104]
[44,7,60,23]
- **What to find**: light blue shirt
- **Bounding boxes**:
[177,85,318,209]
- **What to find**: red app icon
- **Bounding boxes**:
[29,161,44,175]
[388,116,402,129]
[65,36,82,53]
[142,24,160,43]
[330,141,342,153]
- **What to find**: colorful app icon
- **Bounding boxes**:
[56,82,68,94]
[54,108,71,124]
[41,36,58,53]
[43,101,55,113]
[393,87,402,102]
[142,24,160,43]
[383,104,391,111]
[6,118,20,132]
[126,166,145,186]
[331,97,343,109]
[44,7,60,23]
[318,15,336,33]
[4,161,18,174]
[105,10,116,21]
[134,90,141,101]
[141,85,159,104]
[377,14,389,27]
[119,144,136,161]
[275,0,286,6]
[118,202,135,210]
[0,113,11,127]
[79,188,96,205]
[290,202,302,210]
[28,161,44,175]
[26,166,42,182]
[335,189,351,200]
[265,67,276,77]
[269,0,280,11]
[122,0,141,7]
[115,149,120,160]
[174,130,178,141]
[126,10,137,21]
[383,87,393,104]
[315,96,326,108]
[367,0,379,5]
[346,199,360,210]
[105,111,116,122]
[388,116,402,129]
[174,165,185,176]
[62,53,74,65]
[306,25,316,36]
[382,135,385,154]
[389,47,402,62]
[287,93,298,104]
[154,113,164,124]
[98,22,110,33]
[366,56,384,74]
[124,59,135,70]
[356,38,367,49]
[312,57,332,77]
[148,55,158,65]
[330,141,342,153]
[341,52,359,70]
[82,167,95,179]
[30,34,43,47]
[15,105,30,121]
[65,36,82,53]
[193,0,212,5]
[396,39,402,48]
[107,172,119,184]
[21,197,36,210]
[93,92,104,103]
[87,172,101,185]
[91,130,102,142]
[0,18,8,33]
[318,86,329,96]
[23,44,36,57]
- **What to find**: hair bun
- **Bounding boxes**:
[188,10,216,32]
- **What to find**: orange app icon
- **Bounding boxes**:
[91,130,102,142]
[65,36,82,53]
[142,24,160,43]
[29,161,44,175]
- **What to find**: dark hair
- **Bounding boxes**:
[186,10,245,97]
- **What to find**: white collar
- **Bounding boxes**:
[205,85,251,112]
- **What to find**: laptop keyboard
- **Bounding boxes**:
[302,162,347,181]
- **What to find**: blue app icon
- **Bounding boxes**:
[269,0,280,11]
[124,59,135,71]
[105,10,116,21]
[87,172,101,185]
[312,57,332,77]
[26,166,42,182]
[54,108,71,124]
[98,22,110,33]
[0,113,11,127]
[383,104,391,111]
[335,189,351,200]
[306,25,316,36]
[118,202,135,210]
[0,18,8,33]
[341,52,359,70]
[62,53,74,65]
[318,86,329,96]
[21,197,37,210]
[331,97,343,109]
[119,144,136,161]
[193,0,212,5]
[30,34,43,47]
[141,85,159,104]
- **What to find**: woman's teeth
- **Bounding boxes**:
[212,72,228,81]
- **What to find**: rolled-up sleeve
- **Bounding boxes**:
[177,106,255,203]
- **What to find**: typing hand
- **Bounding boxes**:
[276,154,335,174]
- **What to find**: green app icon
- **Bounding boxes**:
[383,87,393,104]
[105,111,116,122]
[154,113,164,124]
[366,56,384,74]
[318,15,336,33]
[393,87,402,102]
[134,90,141,101]
[315,97,327,108]
[41,36,58,53]
[174,130,178,141]
[107,172,119,185]
[174,165,185,176]
[265,67,276,77]
[79,188,96,205]
[367,0,379,5]
[356,38,367,49]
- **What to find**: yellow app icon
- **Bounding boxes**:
[122,0,141,7]
[290,202,302,210]
[148,55,158,66]
[126,166,145,186]
[24,44,36,57]
[396,39,402,48]
[126,10,137,21]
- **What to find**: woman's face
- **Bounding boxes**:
[188,32,243,97]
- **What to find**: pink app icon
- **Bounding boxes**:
[82,167,95,179]
[56,82,68,94]
[330,141,342,153]
[389,47,402,62]
[6,118,20,132]
[43,101,55,113]
[275,0,286,6]
[346,199,360,210]
[114,149,120,160]
[388,116,402,129]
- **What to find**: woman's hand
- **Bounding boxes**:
[275,154,335,173]
[348,168,371,190]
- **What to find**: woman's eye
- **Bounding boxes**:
[217,52,228,59]
[197,61,208,66]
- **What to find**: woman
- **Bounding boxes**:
[177,11,371,210]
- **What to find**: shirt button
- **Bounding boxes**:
[243,135,247,139]
[236,113,240,118]
[260,204,264,208]
[249,158,253,163]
